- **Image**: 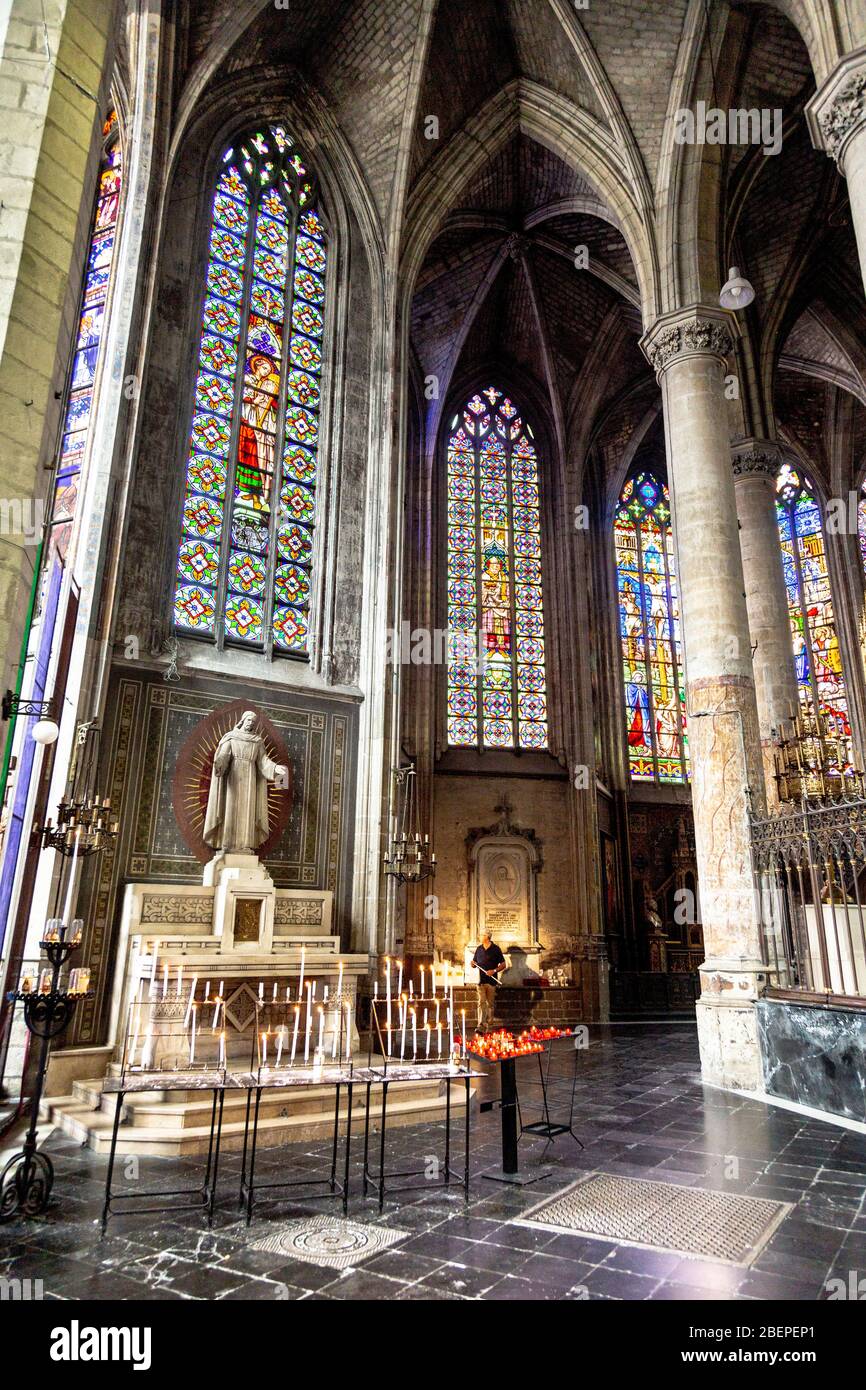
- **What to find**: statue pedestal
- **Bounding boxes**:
[204,853,276,951]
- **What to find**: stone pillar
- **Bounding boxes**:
[806,49,866,294]
[732,439,798,803]
[642,306,766,1091]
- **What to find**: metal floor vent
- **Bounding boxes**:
[519,1172,791,1266]
[248,1215,409,1269]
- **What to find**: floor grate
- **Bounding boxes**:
[248,1214,409,1269]
[518,1172,791,1266]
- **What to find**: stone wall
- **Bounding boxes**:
[429,772,581,963]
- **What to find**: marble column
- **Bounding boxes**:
[642,306,767,1091]
[806,49,866,294]
[732,439,798,803]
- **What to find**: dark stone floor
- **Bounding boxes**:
[2,1023,865,1301]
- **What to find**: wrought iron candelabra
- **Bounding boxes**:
[38,721,118,857]
[773,704,864,804]
[0,925,91,1221]
[383,764,436,884]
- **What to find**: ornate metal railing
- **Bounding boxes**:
[749,796,866,1004]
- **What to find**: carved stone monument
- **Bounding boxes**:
[466,797,543,983]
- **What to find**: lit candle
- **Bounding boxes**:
[400,999,407,1059]
[291,1004,300,1064]
[317,1005,324,1058]
[304,983,312,1062]
[411,1007,417,1059]
[449,999,454,1057]
[345,1001,352,1061]
[426,1021,431,1058]
[385,957,392,1036]
[437,1022,442,1058]
[189,1004,197,1067]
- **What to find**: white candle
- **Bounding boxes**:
[345,1002,352,1061]
[129,1003,140,1069]
[298,946,305,999]
[205,979,210,1000]
[385,957,392,1036]
[183,976,197,1028]
[449,1000,454,1057]
[409,980,414,999]
[420,965,425,998]
[62,826,81,931]
[189,1004,196,1066]
[304,983,312,1062]
[276,1026,284,1067]
[258,981,264,1003]
[219,1030,226,1068]
[337,962,344,1000]
[411,1007,417,1059]
[461,1010,466,1059]
[400,998,407,1059]
[261,1031,267,1067]
[272,981,277,1002]
[317,1005,324,1058]
[397,960,403,996]
[437,1023,442,1058]
[331,1000,339,1059]
[426,1022,431,1058]
[211,993,221,1029]
[291,1004,300,1064]
[142,1019,154,1069]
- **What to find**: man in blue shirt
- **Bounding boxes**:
[472,932,506,1033]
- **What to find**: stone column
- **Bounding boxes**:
[732,439,799,802]
[642,306,767,1091]
[806,49,866,294]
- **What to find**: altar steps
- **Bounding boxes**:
[42,1072,470,1158]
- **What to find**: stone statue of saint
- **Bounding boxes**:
[203,711,288,855]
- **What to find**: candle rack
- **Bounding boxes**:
[366,992,471,1075]
[0,925,92,1222]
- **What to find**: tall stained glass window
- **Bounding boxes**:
[614,471,689,783]
[50,111,122,561]
[776,464,852,753]
[173,126,327,655]
[446,387,548,750]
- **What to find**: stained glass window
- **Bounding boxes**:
[446,387,548,750]
[614,471,689,784]
[174,126,327,654]
[50,111,122,562]
[776,464,852,755]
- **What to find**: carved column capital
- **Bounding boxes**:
[806,48,866,168]
[731,438,782,482]
[640,305,736,379]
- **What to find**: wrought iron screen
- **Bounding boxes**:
[750,797,866,1002]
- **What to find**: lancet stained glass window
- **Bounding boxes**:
[50,111,122,563]
[776,464,852,753]
[614,471,689,783]
[173,125,327,654]
[446,387,548,750]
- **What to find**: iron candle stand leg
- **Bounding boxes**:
[464,1074,471,1196]
[239,1085,253,1208]
[245,1087,262,1225]
[101,1089,124,1234]
[207,1088,225,1226]
[444,1075,452,1186]
[342,1081,353,1215]
[378,1081,389,1212]
[329,1082,341,1192]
